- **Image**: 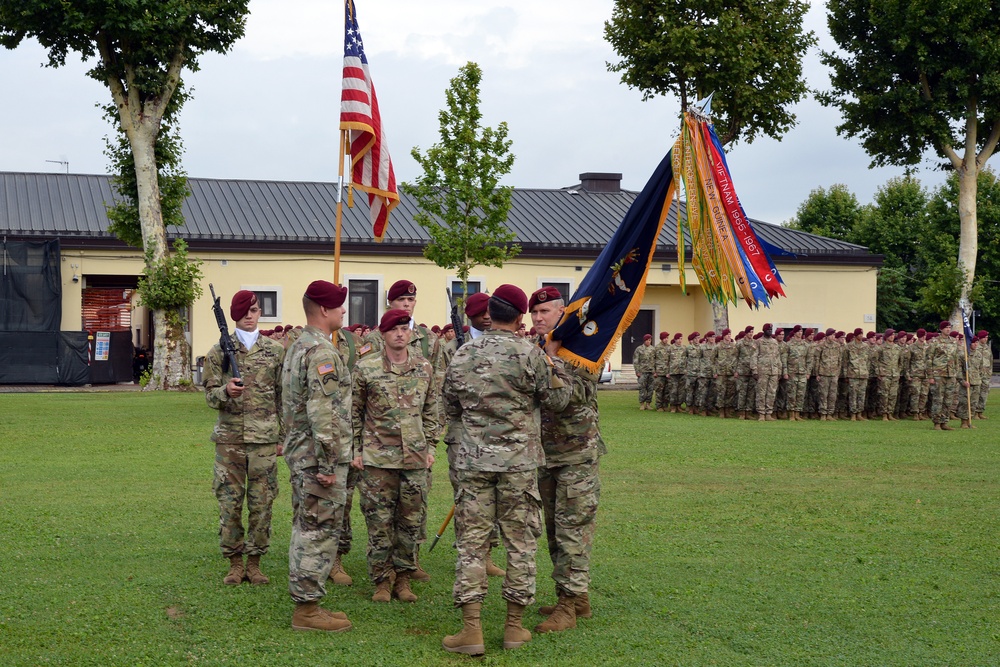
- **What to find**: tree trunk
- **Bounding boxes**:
[951,165,979,325]
[711,300,730,334]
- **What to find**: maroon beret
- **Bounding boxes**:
[775,328,784,335]
[387,280,416,303]
[753,332,763,340]
[462,326,469,333]
[835,331,845,338]
[491,284,528,314]
[706,330,716,337]
[950,331,961,338]
[721,328,731,336]
[305,280,347,309]
[643,333,652,340]
[688,332,699,341]
[464,292,490,317]
[814,332,826,341]
[659,331,669,340]
[230,290,258,321]
[853,327,863,336]
[735,331,744,340]
[846,333,855,342]
[884,328,895,337]
[977,329,988,338]
[762,323,772,332]
[865,331,875,339]
[441,323,453,333]
[916,328,926,336]
[804,328,814,335]
[825,327,836,335]
[744,325,754,333]
[378,308,411,333]
[792,325,801,332]
[529,286,563,311]
[939,320,952,330]
[529,327,537,336]
[431,325,441,333]
[715,335,723,343]
[673,333,683,340]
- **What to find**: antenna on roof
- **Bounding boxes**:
[45,159,69,174]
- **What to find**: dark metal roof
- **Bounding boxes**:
[0,171,877,262]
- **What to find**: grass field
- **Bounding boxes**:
[0,389,997,666]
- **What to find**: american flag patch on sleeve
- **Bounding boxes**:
[317,362,335,375]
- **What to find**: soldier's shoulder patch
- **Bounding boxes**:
[317,361,335,375]
[358,343,373,357]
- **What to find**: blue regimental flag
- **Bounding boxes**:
[961,306,975,352]
[550,151,676,373]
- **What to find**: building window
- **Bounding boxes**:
[542,281,571,302]
[349,279,379,327]
[449,279,482,314]
[244,285,281,322]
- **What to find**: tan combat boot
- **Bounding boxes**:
[223,555,245,585]
[534,594,577,634]
[539,591,592,618]
[371,578,392,603]
[245,555,269,585]
[941,421,955,431]
[485,552,506,578]
[329,554,353,586]
[960,418,974,429]
[393,571,418,603]
[443,602,485,656]
[292,601,352,632]
[412,548,431,582]
[503,601,532,650]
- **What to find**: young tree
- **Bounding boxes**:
[403,62,520,303]
[820,0,1000,324]
[605,0,815,328]
[0,1,249,389]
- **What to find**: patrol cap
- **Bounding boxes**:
[464,292,490,317]
[491,284,529,314]
[379,308,411,333]
[305,280,347,309]
[230,290,258,321]
[387,280,417,302]
[528,286,563,311]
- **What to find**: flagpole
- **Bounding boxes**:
[334,129,347,284]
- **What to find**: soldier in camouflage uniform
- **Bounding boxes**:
[652,332,671,410]
[204,290,284,586]
[908,329,930,419]
[713,329,737,417]
[973,331,992,419]
[351,309,438,603]
[281,281,354,632]
[752,324,785,421]
[784,326,810,421]
[815,332,842,420]
[529,286,605,634]
[735,328,756,419]
[927,322,957,430]
[633,335,655,410]
[957,334,980,428]
[696,332,716,416]
[845,330,870,421]
[667,333,687,412]
[358,280,446,583]
[441,285,573,655]
[684,332,703,413]
[876,329,902,420]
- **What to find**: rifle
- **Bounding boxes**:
[209,284,242,386]
[446,289,467,347]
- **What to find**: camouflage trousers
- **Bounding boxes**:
[359,466,428,583]
[653,376,668,409]
[956,381,976,419]
[848,378,868,414]
[786,374,809,412]
[909,378,929,414]
[929,378,958,424]
[213,443,278,558]
[667,374,686,407]
[337,465,361,555]
[685,375,699,408]
[736,374,755,412]
[449,468,542,607]
[637,373,655,404]
[288,464,348,603]
[755,374,779,415]
[696,377,713,411]
[537,461,600,597]
[817,376,838,415]
[878,376,900,415]
[976,379,990,414]
[715,374,736,410]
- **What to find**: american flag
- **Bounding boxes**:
[341,0,398,241]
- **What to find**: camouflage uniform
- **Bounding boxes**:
[539,364,606,598]
[908,338,930,416]
[684,341,702,410]
[927,336,956,425]
[713,339,737,412]
[204,333,284,559]
[281,325,353,603]
[876,340,902,417]
[957,343,981,419]
[845,339,870,416]
[752,335,784,417]
[696,340,716,413]
[633,343,655,406]
[735,336,756,414]
[785,338,810,414]
[443,328,572,607]
[652,340,671,409]
[667,341,687,409]
[352,347,438,583]
[816,337,843,417]
[974,339,992,416]
[334,328,366,560]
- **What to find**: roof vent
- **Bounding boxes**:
[578,172,622,193]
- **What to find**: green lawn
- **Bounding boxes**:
[0,390,997,666]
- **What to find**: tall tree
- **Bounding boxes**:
[786,184,865,241]
[605,0,815,329]
[820,0,1000,324]
[0,1,249,389]
[403,62,520,303]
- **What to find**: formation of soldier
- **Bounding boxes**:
[632,322,992,429]
[204,280,603,655]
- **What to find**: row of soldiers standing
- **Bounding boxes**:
[203,279,603,657]
[633,322,992,429]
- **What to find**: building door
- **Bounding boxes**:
[621,309,654,364]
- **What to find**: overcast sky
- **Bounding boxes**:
[1,0,948,224]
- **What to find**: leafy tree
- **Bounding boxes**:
[0,1,249,389]
[820,0,1000,323]
[605,0,815,146]
[787,184,865,241]
[403,62,520,302]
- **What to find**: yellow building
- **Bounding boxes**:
[2,171,880,381]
